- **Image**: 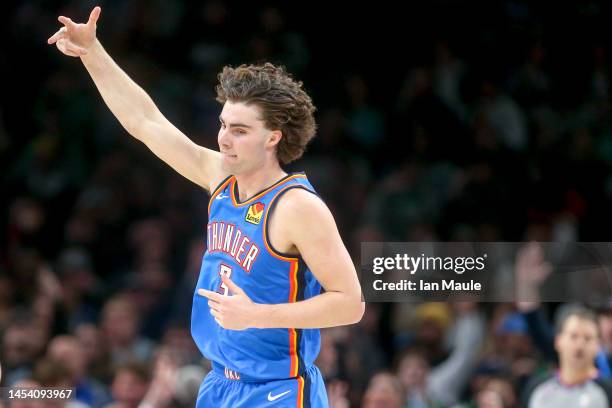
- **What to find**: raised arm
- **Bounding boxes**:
[47,6,227,192]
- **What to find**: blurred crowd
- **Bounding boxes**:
[4,1,612,407]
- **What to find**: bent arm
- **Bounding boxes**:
[253,190,365,328]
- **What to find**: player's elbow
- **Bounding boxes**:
[348,296,365,325]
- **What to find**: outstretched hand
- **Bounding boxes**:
[47,6,101,57]
[515,242,552,312]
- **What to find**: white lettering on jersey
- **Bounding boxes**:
[207,221,260,273]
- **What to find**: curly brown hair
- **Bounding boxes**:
[215,63,317,165]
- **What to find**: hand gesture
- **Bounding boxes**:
[140,350,178,408]
[327,380,350,408]
[47,6,101,57]
[198,275,258,330]
[515,242,552,311]
[516,242,552,288]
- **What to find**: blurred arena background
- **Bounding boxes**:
[3,1,612,407]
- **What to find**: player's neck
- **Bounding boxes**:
[234,162,287,201]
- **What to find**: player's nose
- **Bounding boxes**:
[218,128,231,148]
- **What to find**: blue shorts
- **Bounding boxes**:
[196,364,329,407]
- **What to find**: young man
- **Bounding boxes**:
[48,6,364,407]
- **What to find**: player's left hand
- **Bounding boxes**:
[198,275,258,330]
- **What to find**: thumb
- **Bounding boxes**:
[222,274,244,295]
[87,6,101,27]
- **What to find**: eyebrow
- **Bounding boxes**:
[219,116,253,129]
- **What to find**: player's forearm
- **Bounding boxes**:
[253,291,364,329]
[80,39,160,139]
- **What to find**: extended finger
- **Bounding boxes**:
[210,307,220,318]
[47,27,67,44]
[87,6,101,27]
[198,288,223,301]
[221,275,244,295]
[208,300,221,311]
[58,16,78,32]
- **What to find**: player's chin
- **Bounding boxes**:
[221,160,237,172]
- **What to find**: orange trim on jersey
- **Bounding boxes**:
[289,328,298,377]
[289,260,298,302]
[230,174,306,207]
[288,260,299,377]
[262,184,308,262]
[296,375,305,408]
[207,176,234,216]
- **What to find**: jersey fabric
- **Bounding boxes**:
[525,373,612,408]
[191,172,328,407]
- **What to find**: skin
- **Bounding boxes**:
[554,315,600,385]
[48,6,364,330]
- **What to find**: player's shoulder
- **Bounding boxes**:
[207,171,233,196]
[274,186,324,213]
[271,186,332,229]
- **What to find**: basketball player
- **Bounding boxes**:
[48,6,364,407]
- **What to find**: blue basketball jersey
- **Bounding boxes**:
[191,172,322,381]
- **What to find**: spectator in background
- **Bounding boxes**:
[2,313,49,386]
[74,323,113,384]
[475,77,527,152]
[0,274,14,327]
[55,247,100,331]
[2,322,32,384]
[100,295,154,364]
[362,371,406,408]
[454,376,517,408]
[106,362,151,408]
[475,308,539,393]
[32,358,90,408]
[47,335,111,408]
[396,348,438,408]
[409,302,486,406]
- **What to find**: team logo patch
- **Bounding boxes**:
[245,202,265,225]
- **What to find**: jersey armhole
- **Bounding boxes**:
[208,175,234,216]
[209,175,233,198]
[263,185,319,261]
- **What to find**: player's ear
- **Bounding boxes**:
[267,130,282,147]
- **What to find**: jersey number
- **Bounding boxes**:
[217,264,232,296]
